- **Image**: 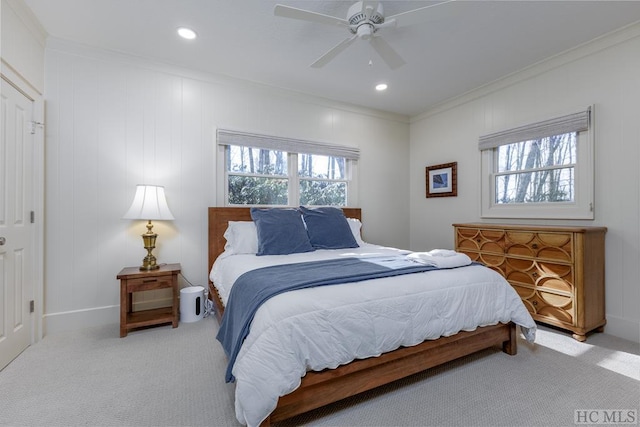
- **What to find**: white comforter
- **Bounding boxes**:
[211,244,536,427]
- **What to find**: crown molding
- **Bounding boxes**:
[411,20,640,123]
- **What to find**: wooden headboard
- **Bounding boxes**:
[207,207,362,278]
[207,207,362,320]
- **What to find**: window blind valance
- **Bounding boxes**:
[217,129,360,160]
[478,107,591,151]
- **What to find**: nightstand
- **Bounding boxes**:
[117,263,181,337]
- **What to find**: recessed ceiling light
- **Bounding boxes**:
[375,83,388,91]
[177,27,197,40]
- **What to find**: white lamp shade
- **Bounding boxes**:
[123,185,175,221]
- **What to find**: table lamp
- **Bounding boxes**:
[123,185,175,270]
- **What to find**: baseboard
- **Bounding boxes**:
[43,297,173,336]
[604,315,640,343]
[44,305,119,335]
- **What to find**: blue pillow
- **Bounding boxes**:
[250,208,315,256]
[299,206,359,249]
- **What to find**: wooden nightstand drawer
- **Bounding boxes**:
[127,276,173,292]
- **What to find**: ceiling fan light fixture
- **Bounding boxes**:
[356,23,374,39]
[177,27,197,40]
[375,83,388,91]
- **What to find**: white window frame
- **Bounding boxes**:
[480,107,594,219]
[216,129,359,207]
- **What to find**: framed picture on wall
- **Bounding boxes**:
[426,162,457,198]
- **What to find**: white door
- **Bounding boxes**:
[0,78,34,370]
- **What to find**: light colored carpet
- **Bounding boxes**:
[0,316,638,427]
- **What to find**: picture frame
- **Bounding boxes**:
[426,162,457,198]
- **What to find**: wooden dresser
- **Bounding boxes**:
[453,223,607,341]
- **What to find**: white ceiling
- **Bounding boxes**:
[23,0,640,117]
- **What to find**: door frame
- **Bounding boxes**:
[1,61,45,343]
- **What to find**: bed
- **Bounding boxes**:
[208,207,536,427]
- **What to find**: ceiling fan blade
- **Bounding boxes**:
[274,4,348,28]
[310,35,358,68]
[386,0,459,28]
[369,36,405,69]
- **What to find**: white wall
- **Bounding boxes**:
[1,0,45,93]
[42,39,410,333]
[409,23,640,343]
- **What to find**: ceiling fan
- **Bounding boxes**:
[274,1,456,69]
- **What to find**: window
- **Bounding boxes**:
[495,133,576,204]
[227,145,288,205]
[217,130,358,207]
[480,107,594,219]
[298,153,348,205]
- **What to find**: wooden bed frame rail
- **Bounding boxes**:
[207,207,518,426]
[266,322,516,425]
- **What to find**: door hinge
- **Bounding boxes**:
[30,211,35,223]
[29,121,44,135]
[30,300,35,313]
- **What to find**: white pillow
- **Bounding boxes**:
[347,218,365,245]
[223,221,259,254]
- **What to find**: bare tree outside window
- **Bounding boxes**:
[299,153,347,206]
[227,146,288,205]
[226,146,348,206]
[495,132,577,204]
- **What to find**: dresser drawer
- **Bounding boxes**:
[504,258,574,293]
[455,227,505,254]
[505,231,573,262]
[511,284,574,324]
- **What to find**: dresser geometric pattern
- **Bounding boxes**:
[454,223,607,341]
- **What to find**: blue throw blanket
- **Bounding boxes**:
[216,256,443,382]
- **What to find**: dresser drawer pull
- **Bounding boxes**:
[532,272,538,277]
[532,243,538,249]
[143,279,158,283]
[532,301,538,306]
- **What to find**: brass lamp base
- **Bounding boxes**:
[139,220,160,271]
